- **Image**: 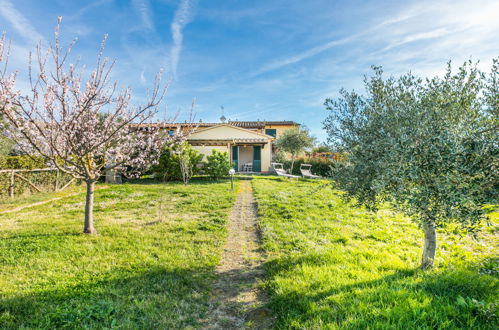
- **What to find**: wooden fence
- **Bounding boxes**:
[0,168,75,199]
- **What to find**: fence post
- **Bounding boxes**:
[55,169,60,191]
[9,170,15,198]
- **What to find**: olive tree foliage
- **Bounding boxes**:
[0,18,173,234]
[324,60,498,269]
[275,126,315,173]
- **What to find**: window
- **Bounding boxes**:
[265,129,277,137]
[168,130,175,136]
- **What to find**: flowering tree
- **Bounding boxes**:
[0,18,171,234]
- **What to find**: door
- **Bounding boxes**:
[253,146,261,172]
[232,146,238,171]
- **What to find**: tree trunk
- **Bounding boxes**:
[84,180,97,234]
[421,220,436,269]
[290,154,295,174]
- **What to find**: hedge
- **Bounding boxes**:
[280,158,334,177]
[0,155,47,169]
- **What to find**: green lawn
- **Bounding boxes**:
[1,177,497,329]
[252,177,498,329]
[0,179,236,328]
[0,185,85,212]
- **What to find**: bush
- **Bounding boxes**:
[280,157,334,177]
[0,155,46,169]
[205,150,231,180]
[152,142,203,182]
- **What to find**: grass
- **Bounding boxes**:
[0,185,85,212]
[1,176,497,328]
[252,177,498,329]
[0,179,237,329]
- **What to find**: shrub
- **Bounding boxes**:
[205,150,231,180]
[152,142,203,182]
[280,157,333,177]
[0,155,46,169]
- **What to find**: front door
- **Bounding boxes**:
[253,146,261,172]
[232,146,238,171]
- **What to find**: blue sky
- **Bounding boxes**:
[1,0,498,142]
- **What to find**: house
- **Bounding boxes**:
[135,120,299,173]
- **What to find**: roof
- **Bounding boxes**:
[227,120,298,128]
[131,120,299,129]
[188,124,275,140]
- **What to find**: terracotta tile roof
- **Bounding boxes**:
[130,120,299,128]
[228,120,298,127]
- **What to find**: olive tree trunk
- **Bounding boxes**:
[84,180,97,234]
[421,220,436,269]
[290,154,296,174]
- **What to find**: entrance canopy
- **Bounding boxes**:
[188,138,268,146]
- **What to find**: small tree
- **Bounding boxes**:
[153,142,202,182]
[312,144,332,154]
[179,152,192,184]
[205,149,231,180]
[324,60,497,269]
[0,18,169,234]
[275,127,314,173]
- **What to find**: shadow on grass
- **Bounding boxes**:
[205,265,274,329]
[0,232,82,241]
[1,263,273,329]
[123,177,231,186]
[0,266,216,329]
[264,255,498,329]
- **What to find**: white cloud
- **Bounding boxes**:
[252,34,359,77]
[379,27,454,53]
[0,0,44,45]
[132,0,154,30]
[170,0,195,78]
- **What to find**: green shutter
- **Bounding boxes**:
[232,146,238,171]
[265,129,277,137]
[253,146,261,172]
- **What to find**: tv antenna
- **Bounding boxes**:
[220,106,226,123]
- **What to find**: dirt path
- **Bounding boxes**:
[203,180,273,329]
[0,186,108,214]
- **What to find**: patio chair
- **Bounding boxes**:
[271,163,300,178]
[300,164,321,179]
[243,162,253,172]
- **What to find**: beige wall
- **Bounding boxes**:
[261,143,272,172]
[238,146,253,171]
[191,145,229,161]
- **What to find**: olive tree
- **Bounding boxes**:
[324,60,497,269]
[275,126,315,173]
